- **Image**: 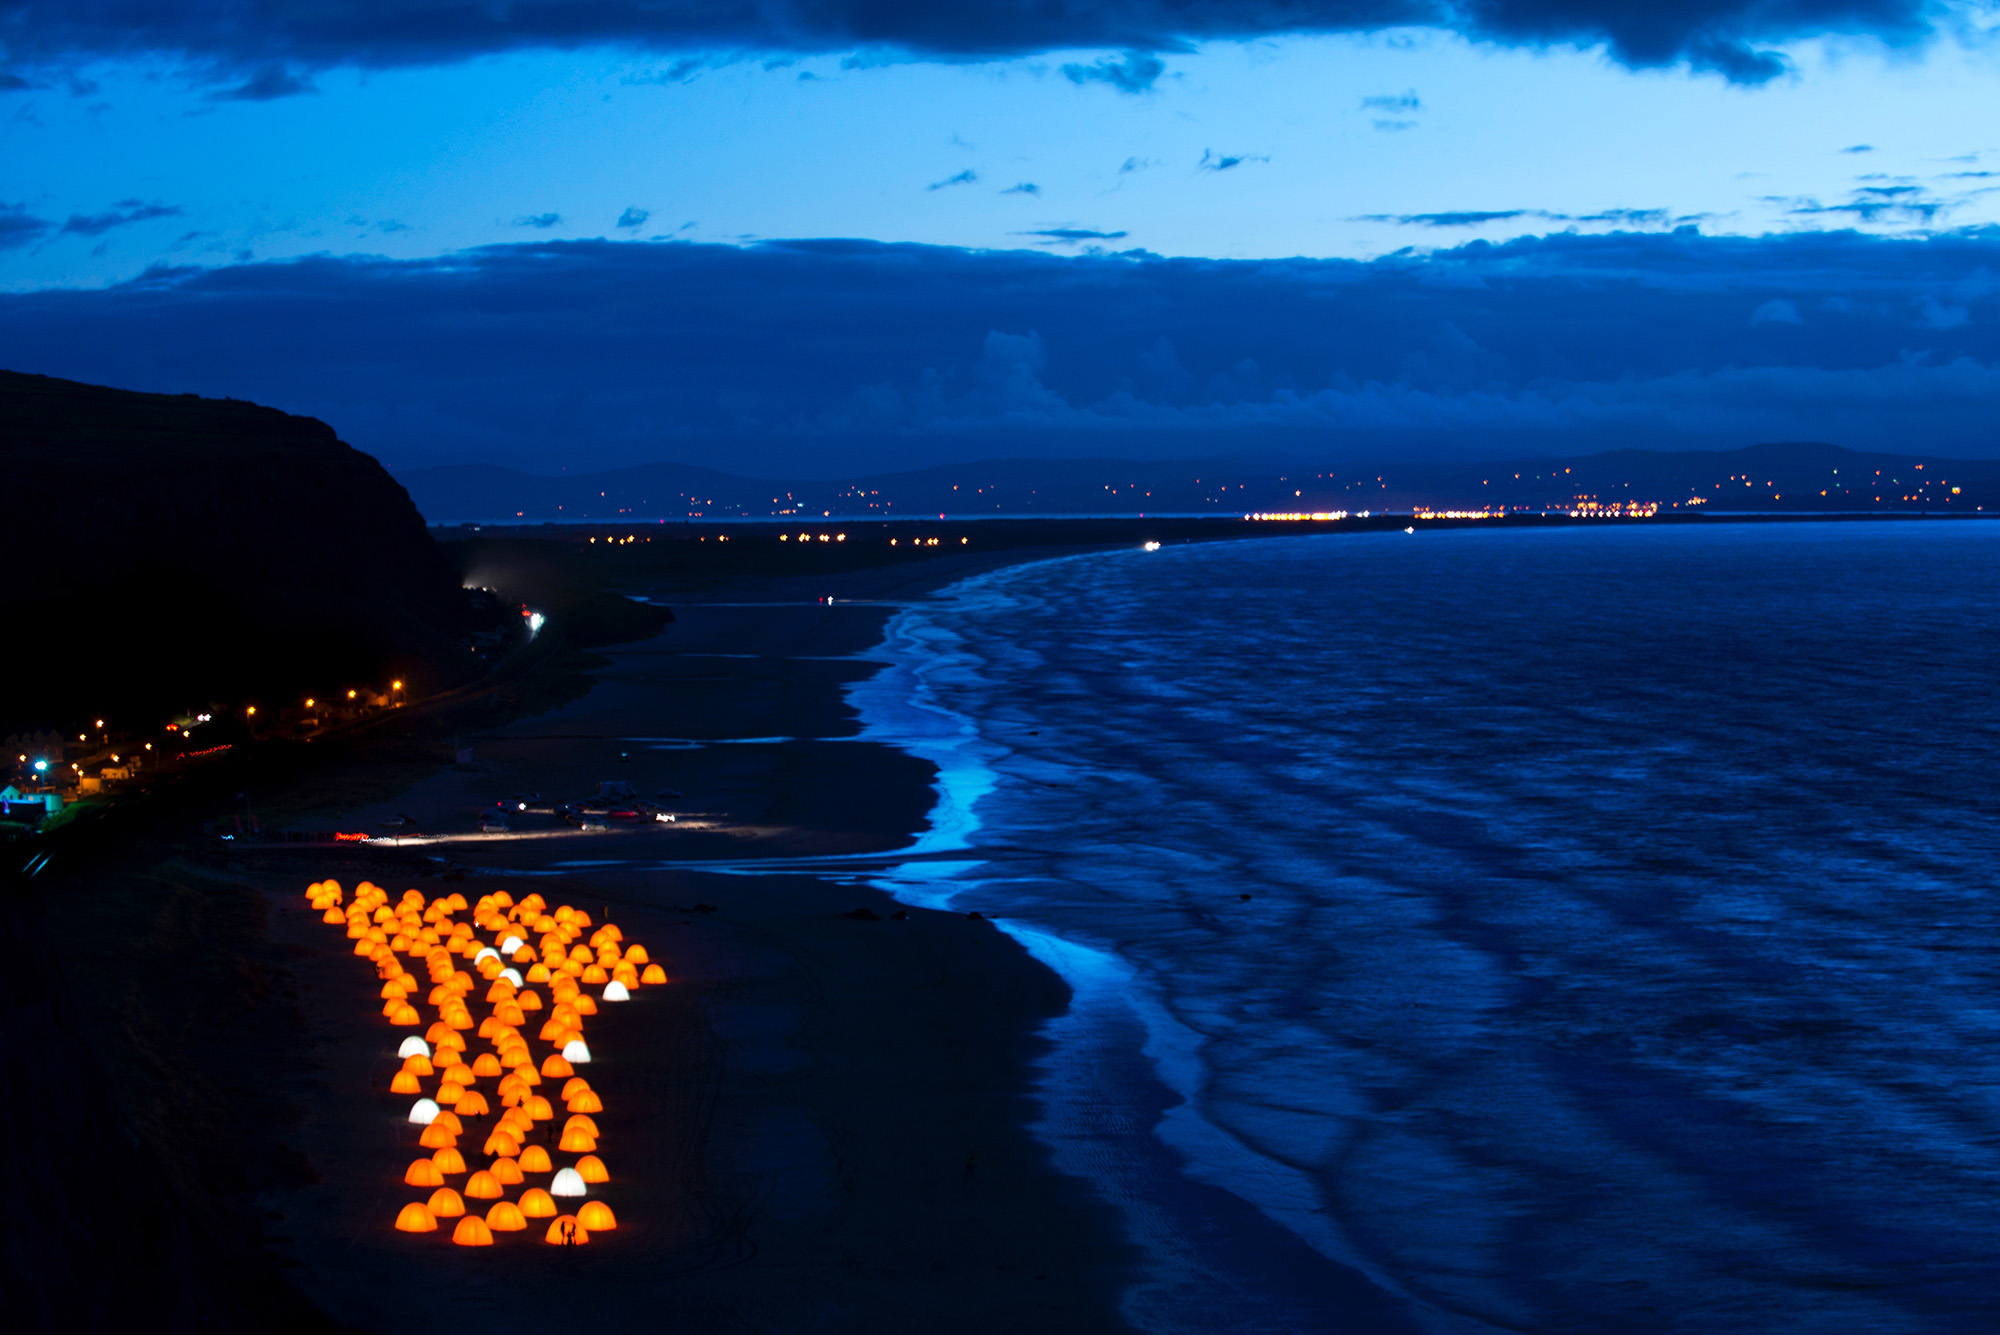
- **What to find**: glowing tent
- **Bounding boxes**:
[577,1201,617,1231]
[550,1167,587,1198]
[544,1216,589,1245]
[408,1098,440,1125]
[394,1203,438,1233]
[452,1216,494,1246]
[486,1200,528,1231]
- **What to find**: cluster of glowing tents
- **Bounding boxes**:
[305,879,665,1246]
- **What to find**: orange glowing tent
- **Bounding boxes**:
[577,1201,617,1231]
[435,1110,465,1133]
[641,964,667,985]
[541,1054,573,1078]
[427,1187,465,1217]
[390,1071,422,1095]
[433,1084,463,1106]
[526,1096,555,1121]
[455,1090,491,1116]
[464,1170,503,1200]
[486,1200,528,1231]
[563,1114,601,1138]
[623,944,646,962]
[483,1131,520,1157]
[518,1187,557,1217]
[492,1157,525,1186]
[558,1127,597,1153]
[575,1155,609,1184]
[402,1054,434,1076]
[471,1053,504,1078]
[432,1147,467,1175]
[452,1216,494,1246]
[560,1077,591,1101]
[395,1203,437,1233]
[544,1216,590,1245]
[405,1158,445,1187]
[419,1123,458,1149]
[518,1145,553,1173]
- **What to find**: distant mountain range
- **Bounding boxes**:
[399,442,2000,525]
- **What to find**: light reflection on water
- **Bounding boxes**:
[853,522,2000,1334]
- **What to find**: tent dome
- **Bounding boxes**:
[562,1040,592,1064]
[550,1167,587,1198]
[408,1098,440,1125]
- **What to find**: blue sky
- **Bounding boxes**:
[3,3,1999,473]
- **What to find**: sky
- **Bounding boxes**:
[3,2,1999,475]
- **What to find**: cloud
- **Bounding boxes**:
[1198,149,1267,172]
[623,57,707,85]
[0,0,1956,85]
[1061,51,1165,94]
[207,65,314,100]
[514,213,562,229]
[1363,209,1530,226]
[59,200,182,237]
[1019,227,1129,245]
[4,228,1994,478]
[0,201,49,248]
[927,169,979,191]
[1750,298,1802,324]
[1841,144,1875,154]
[1361,91,1422,113]
[616,207,650,229]
[0,72,30,90]
[1776,184,1955,225]
[1002,182,1041,196]
[1357,207,1686,229]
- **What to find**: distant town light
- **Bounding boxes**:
[392,681,403,691]
[246,706,257,716]
[32,760,47,773]
[347,690,357,699]
[94,719,104,728]
[305,698,315,708]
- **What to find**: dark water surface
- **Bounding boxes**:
[855,522,2000,1333]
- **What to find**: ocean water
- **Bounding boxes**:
[849,522,2000,1334]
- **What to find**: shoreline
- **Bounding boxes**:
[244,544,1135,1330]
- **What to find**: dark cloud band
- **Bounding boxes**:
[0,1,1960,84]
[1,230,1993,475]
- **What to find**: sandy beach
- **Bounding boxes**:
[21,545,1136,1332]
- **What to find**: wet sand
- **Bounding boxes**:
[238,548,1136,1331]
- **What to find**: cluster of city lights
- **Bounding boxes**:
[307,879,665,1247]
[1568,501,1661,518]
[1246,511,1353,522]
[1412,509,1509,520]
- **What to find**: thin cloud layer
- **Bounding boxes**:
[0,1,1963,84]
[0,230,1994,475]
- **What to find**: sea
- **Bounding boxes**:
[848,521,2000,1335]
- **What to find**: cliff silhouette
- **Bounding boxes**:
[0,371,471,732]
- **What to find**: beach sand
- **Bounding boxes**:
[45,547,1136,1332]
